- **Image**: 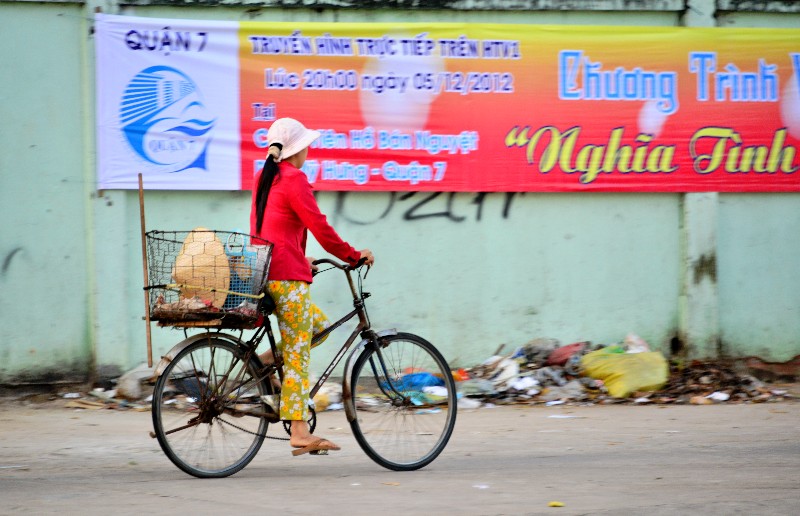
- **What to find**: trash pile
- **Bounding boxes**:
[658,360,783,404]
[59,363,155,410]
[457,335,795,407]
[52,334,795,412]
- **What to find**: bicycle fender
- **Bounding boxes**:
[342,328,398,422]
[152,332,246,378]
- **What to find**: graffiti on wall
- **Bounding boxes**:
[328,191,520,225]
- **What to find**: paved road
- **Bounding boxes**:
[1,400,798,515]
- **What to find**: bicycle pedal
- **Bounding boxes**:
[310,450,328,456]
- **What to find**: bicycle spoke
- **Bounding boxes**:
[152,338,273,478]
[350,333,457,471]
[161,417,202,436]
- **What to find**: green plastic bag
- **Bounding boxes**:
[581,346,668,398]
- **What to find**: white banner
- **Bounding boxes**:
[95,14,241,190]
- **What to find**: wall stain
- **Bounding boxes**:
[722,0,799,13]
[2,247,24,276]
[153,0,691,10]
[0,364,88,387]
[741,354,800,380]
[692,253,717,285]
[156,0,468,8]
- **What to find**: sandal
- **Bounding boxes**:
[291,438,341,456]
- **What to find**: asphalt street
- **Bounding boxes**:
[1,400,798,515]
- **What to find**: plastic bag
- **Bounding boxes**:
[581,346,668,398]
[224,232,261,309]
[391,372,445,391]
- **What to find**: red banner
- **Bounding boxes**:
[237,23,800,192]
[240,23,800,192]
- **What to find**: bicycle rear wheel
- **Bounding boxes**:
[151,336,274,478]
[349,332,457,471]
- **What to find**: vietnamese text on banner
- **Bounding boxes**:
[95,14,800,192]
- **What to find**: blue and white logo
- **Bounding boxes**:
[119,66,216,173]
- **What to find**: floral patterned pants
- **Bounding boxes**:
[267,280,330,421]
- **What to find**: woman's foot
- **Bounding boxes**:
[291,438,341,456]
[258,350,282,390]
[258,349,274,365]
[288,420,340,454]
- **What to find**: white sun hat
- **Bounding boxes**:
[266,118,321,161]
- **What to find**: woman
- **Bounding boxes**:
[250,117,374,456]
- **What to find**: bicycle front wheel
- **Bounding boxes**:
[151,336,274,478]
[349,332,457,471]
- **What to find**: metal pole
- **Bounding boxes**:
[138,173,153,367]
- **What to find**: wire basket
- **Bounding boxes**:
[145,229,273,328]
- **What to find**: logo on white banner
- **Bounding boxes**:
[119,65,216,173]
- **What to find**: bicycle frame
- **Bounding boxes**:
[151,259,400,424]
[260,259,399,419]
[149,257,456,476]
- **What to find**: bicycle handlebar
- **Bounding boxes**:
[312,256,368,272]
[312,256,371,306]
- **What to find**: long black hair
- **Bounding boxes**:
[255,142,283,234]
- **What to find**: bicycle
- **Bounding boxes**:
[147,248,458,478]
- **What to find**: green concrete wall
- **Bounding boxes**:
[0,3,92,384]
[1,0,798,385]
[718,194,800,359]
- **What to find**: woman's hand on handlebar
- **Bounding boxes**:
[359,249,375,267]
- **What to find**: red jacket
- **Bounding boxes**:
[250,162,361,282]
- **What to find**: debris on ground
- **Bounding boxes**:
[457,335,797,408]
[581,344,668,398]
[116,363,156,400]
[7,333,795,412]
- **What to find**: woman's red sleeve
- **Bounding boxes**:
[287,175,362,265]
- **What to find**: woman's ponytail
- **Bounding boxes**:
[255,142,282,234]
